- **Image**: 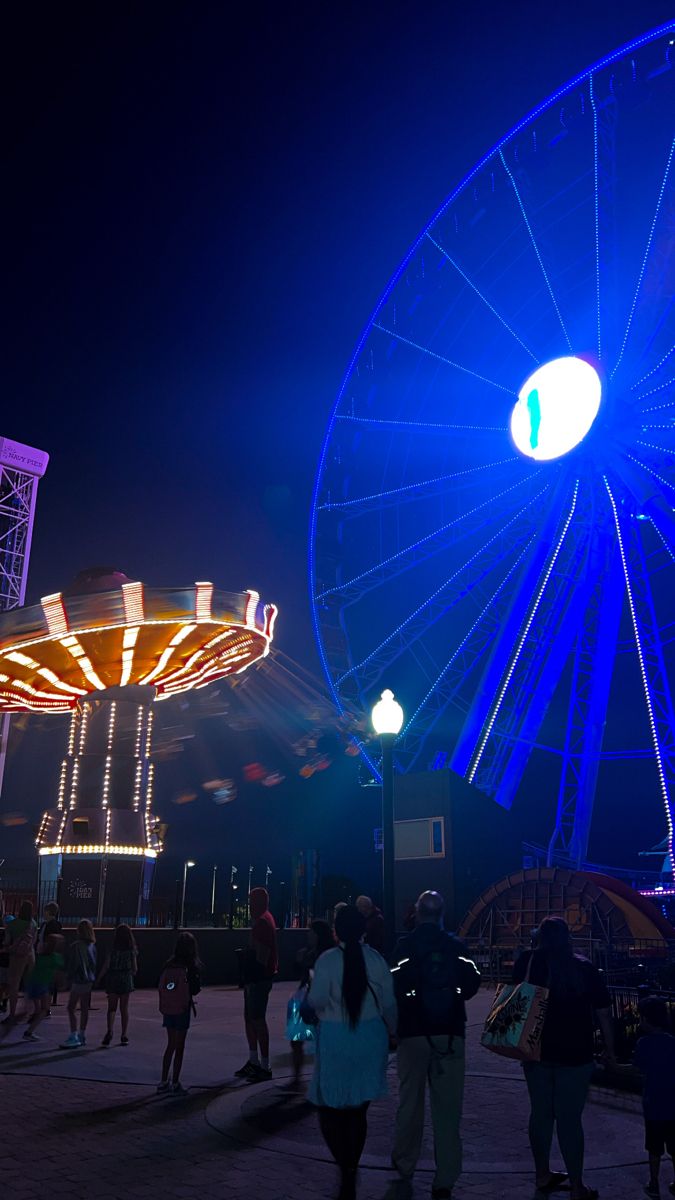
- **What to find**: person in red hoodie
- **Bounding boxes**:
[235,887,278,1082]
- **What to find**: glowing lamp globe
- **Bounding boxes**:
[371,689,404,737]
[510,356,602,462]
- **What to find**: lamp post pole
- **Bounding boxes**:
[211,864,218,926]
[371,689,404,955]
[380,732,396,953]
[180,860,195,928]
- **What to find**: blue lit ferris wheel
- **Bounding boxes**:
[310,24,675,875]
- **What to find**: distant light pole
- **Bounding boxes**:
[371,689,404,953]
[180,860,195,927]
[211,864,218,926]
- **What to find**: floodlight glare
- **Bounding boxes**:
[511,356,602,462]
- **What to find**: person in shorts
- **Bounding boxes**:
[60,920,96,1049]
[235,886,278,1082]
[633,995,675,1198]
[157,931,202,1096]
[96,923,138,1046]
[23,934,65,1041]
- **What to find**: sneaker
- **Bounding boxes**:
[120,1036,129,1046]
[101,1031,112,1047]
[234,1060,259,1078]
[171,1082,189,1096]
[78,1032,86,1046]
[156,1080,171,1093]
[23,1030,40,1041]
[645,1185,660,1199]
[668,1184,675,1198]
[60,1033,82,1049]
[251,1065,272,1081]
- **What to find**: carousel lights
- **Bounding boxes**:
[245,590,260,628]
[121,581,145,623]
[105,808,111,847]
[38,844,157,858]
[41,593,69,637]
[140,623,196,685]
[195,581,213,622]
[120,626,139,687]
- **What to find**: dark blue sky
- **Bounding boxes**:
[3,1,673,893]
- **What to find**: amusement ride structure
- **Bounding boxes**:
[0,567,276,921]
[311,24,675,881]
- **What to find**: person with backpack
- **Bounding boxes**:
[60,919,97,1048]
[307,904,397,1200]
[96,923,138,1046]
[2,900,37,1024]
[22,933,65,1041]
[390,890,481,1200]
[157,931,202,1096]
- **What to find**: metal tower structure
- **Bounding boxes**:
[0,436,49,795]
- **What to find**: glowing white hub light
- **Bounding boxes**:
[511,356,602,462]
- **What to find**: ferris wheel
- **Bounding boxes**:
[310,24,675,874]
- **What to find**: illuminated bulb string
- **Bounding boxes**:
[467,480,580,784]
[604,477,674,880]
[637,375,675,408]
[612,136,675,379]
[631,344,675,391]
[337,481,551,684]
[425,232,539,362]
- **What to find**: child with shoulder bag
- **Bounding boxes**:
[157,932,202,1096]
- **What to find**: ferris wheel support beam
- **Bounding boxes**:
[547,539,623,868]
[615,456,675,561]
[450,476,576,795]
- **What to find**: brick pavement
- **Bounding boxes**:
[0,986,659,1199]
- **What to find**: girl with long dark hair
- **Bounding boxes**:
[307,905,396,1200]
[157,931,202,1096]
[96,923,138,1046]
[513,915,615,1199]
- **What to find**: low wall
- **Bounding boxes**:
[60,927,309,988]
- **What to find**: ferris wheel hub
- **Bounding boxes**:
[511,356,602,462]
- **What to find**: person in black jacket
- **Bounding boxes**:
[513,916,615,1200]
[390,890,480,1200]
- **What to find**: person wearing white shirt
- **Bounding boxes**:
[307,904,397,1200]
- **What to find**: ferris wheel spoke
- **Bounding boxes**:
[424,232,540,363]
[498,149,573,352]
[631,344,675,391]
[315,469,546,604]
[452,479,581,789]
[624,452,675,498]
[336,484,550,691]
[318,457,522,517]
[372,323,516,395]
[589,74,602,360]
[334,414,507,434]
[611,134,675,380]
[604,479,675,879]
[637,375,675,411]
[396,535,536,773]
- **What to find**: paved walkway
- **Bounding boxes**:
[0,986,655,1199]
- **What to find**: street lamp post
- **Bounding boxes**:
[371,689,404,954]
[211,864,218,926]
[180,860,195,927]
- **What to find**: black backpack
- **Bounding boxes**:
[395,934,461,1030]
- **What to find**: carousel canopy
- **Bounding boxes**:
[0,579,276,712]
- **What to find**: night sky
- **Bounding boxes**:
[3,2,673,902]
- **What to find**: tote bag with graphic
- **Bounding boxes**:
[481,954,549,1062]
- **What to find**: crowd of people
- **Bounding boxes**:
[1,888,674,1200]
